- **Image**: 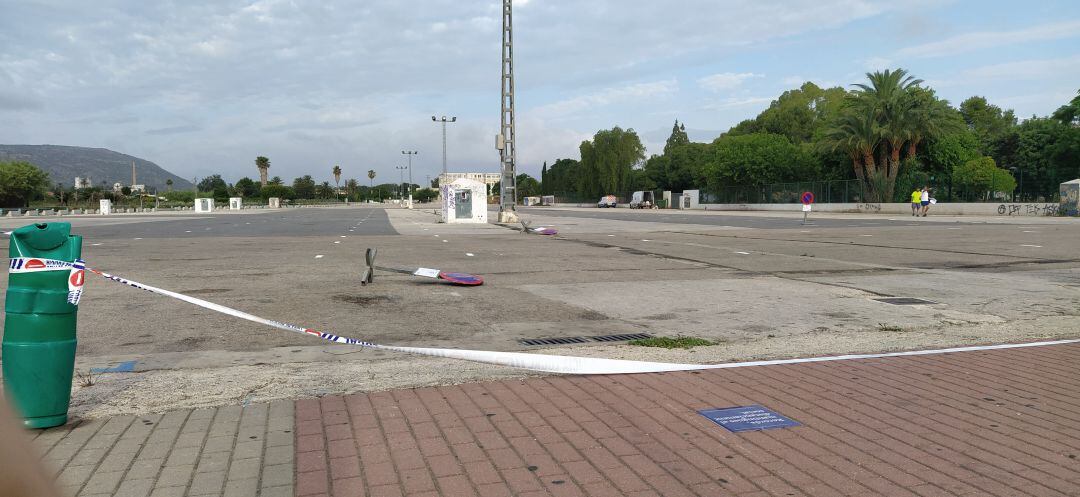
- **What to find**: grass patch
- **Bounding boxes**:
[76,370,94,387]
[877,323,904,332]
[628,335,718,349]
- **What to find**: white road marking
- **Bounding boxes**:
[1022,230,1036,233]
[735,251,751,255]
[466,253,474,257]
[91,243,102,246]
[134,237,142,240]
[442,239,448,243]
[340,235,347,238]
[641,239,651,242]
[334,241,340,244]
[607,234,615,237]
[860,234,873,237]
[315,255,324,259]
[185,230,191,233]
[1020,244,1042,248]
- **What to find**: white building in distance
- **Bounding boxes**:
[74,176,92,189]
[439,172,500,194]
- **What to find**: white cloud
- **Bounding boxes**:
[702,96,774,111]
[782,75,806,87]
[535,79,679,118]
[697,72,763,92]
[896,19,1080,58]
[964,55,1080,81]
[861,56,893,71]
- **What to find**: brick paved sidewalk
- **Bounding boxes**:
[33,342,1080,496]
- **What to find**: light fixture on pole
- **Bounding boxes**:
[431,116,456,179]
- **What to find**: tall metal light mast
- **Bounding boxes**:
[496,0,518,222]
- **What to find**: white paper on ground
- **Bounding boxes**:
[413,267,441,278]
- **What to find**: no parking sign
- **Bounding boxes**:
[800,191,814,224]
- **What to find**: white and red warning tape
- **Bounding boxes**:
[8,257,1080,374]
[9,257,86,305]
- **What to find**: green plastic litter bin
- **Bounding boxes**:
[3,222,84,428]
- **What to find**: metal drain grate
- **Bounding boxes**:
[518,333,654,346]
[589,333,654,342]
[874,297,938,305]
[519,337,591,346]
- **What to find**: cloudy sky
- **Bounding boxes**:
[2,0,1079,185]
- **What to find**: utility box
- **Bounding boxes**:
[441,178,487,223]
[268,197,281,209]
[523,196,541,206]
[662,191,673,209]
[194,198,214,213]
[1062,179,1080,216]
[99,199,111,215]
[229,197,242,210]
[681,190,700,209]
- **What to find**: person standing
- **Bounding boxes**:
[920,186,931,217]
[911,188,922,216]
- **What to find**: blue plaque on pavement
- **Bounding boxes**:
[699,405,800,432]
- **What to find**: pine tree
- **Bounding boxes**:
[541,161,548,194]
[664,120,690,155]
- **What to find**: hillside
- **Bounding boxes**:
[0,145,194,190]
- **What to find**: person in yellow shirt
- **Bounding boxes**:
[911,188,922,216]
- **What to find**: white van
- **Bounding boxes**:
[629,191,655,209]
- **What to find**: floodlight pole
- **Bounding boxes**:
[496,0,518,222]
[431,116,456,178]
[395,166,407,200]
[401,150,417,194]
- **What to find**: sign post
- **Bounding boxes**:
[800,191,814,225]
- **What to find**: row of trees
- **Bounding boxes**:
[539,70,1079,203]
[190,173,438,204]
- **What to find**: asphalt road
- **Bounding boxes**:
[14,206,399,240]
[3,205,1079,416]
[515,205,1015,229]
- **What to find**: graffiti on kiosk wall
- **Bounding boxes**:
[996,203,1060,216]
[858,203,881,212]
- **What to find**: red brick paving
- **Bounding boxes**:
[295,343,1080,496]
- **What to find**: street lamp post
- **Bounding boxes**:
[401,150,417,195]
[431,116,456,179]
[395,166,407,201]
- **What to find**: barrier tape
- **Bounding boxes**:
[9,257,86,305]
[10,256,1080,374]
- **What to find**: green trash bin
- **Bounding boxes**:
[3,222,84,428]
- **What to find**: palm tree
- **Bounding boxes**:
[165,179,173,192]
[853,69,922,194]
[367,169,376,187]
[332,165,342,190]
[901,89,963,160]
[255,156,271,186]
[822,105,880,184]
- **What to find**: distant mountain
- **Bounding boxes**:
[0,145,194,190]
